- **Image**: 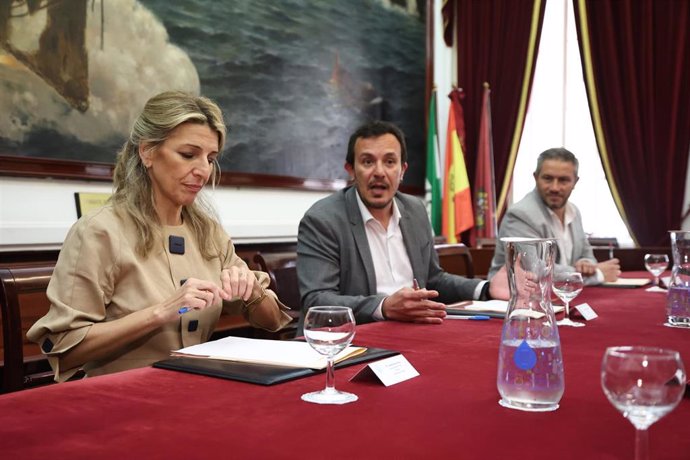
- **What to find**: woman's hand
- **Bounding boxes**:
[157,278,223,322]
[60,278,223,371]
[220,265,257,301]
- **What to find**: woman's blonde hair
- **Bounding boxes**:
[111,91,227,258]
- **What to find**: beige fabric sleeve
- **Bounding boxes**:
[26,211,119,381]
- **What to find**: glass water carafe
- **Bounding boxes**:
[667,231,690,327]
[497,237,564,412]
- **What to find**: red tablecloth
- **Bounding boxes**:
[0,273,688,459]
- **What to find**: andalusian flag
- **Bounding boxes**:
[425,90,442,235]
[442,89,474,243]
[473,83,497,239]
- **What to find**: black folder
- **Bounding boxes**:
[446,308,506,319]
[153,346,399,385]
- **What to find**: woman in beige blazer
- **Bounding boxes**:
[28,91,291,381]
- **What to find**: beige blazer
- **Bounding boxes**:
[27,205,290,381]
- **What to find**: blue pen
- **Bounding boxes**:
[446,315,491,321]
[178,279,191,314]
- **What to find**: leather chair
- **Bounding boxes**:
[253,252,300,339]
[0,265,56,393]
[434,243,475,279]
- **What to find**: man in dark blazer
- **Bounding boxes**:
[487,147,620,285]
[297,121,509,327]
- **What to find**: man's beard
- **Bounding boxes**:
[545,193,567,210]
[547,199,566,210]
[361,195,393,210]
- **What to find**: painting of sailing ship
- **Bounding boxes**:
[0,0,426,186]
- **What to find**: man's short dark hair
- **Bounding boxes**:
[346,121,407,166]
[535,147,579,177]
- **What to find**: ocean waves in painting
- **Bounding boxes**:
[139,0,425,184]
[0,0,425,185]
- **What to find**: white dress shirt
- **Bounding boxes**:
[355,192,487,320]
[355,192,414,321]
[545,203,603,282]
[545,204,576,265]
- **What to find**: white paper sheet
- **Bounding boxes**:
[602,278,651,287]
[172,336,365,370]
[448,299,564,315]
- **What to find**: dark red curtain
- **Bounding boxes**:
[443,0,546,217]
[573,0,690,246]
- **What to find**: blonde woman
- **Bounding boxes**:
[28,91,291,381]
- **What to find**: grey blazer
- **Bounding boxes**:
[488,188,597,281]
[297,186,483,326]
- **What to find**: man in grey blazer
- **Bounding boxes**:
[488,148,620,284]
[297,121,509,327]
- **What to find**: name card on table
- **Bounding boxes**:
[350,354,419,387]
[573,303,598,321]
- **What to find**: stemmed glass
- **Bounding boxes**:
[552,271,585,327]
[644,254,669,287]
[601,347,686,460]
[301,306,358,405]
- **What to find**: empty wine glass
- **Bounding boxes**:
[644,253,669,287]
[601,347,686,460]
[553,271,585,327]
[301,306,358,405]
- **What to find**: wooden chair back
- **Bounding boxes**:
[475,238,497,249]
[253,252,300,311]
[434,243,475,279]
[0,264,56,393]
[253,252,300,340]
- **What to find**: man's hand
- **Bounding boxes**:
[597,258,621,282]
[381,287,446,324]
[575,259,598,276]
[488,265,510,300]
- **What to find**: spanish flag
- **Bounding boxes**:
[442,89,474,243]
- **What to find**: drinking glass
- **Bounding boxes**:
[644,253,669,287]
[601,347,686,460]
[552,271,584,327]
[301,306,358,405]
[667,231,690,327]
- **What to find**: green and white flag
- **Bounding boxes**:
[425,90,442,235]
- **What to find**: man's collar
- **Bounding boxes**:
[354,189,400,225]
[545,201,576,224]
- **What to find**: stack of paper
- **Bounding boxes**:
[446,299,564,316]
[601,278,650,288]
[173,336,366,370]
